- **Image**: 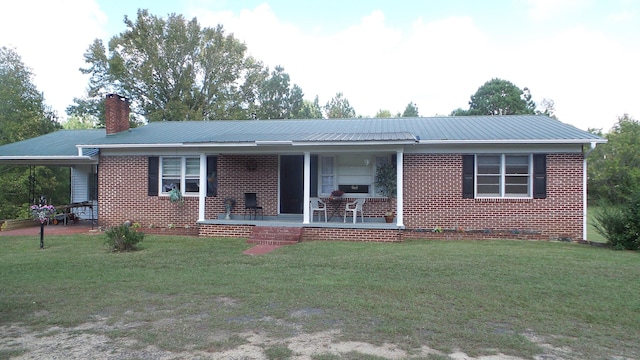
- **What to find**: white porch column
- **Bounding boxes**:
[582,156,587,241]
[396,150,404,227]
[198,154,206,222]
[303,152,311,224]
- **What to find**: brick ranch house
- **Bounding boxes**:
[0,94,605,242]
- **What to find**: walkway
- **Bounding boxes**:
[0,221,97,236]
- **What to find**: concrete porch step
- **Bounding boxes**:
[247,226,302,245]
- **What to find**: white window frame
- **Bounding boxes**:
[317,154,391,197]
[160,156,201,196]
[475,154,532,198]
[319,156,335,196]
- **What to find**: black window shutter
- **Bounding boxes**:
[207,156,218,197]
[533,154,547,199]
[148,157,159,196]
[310,155,318,197]
[462,155,475,198]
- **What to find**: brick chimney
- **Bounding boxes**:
[105,94,130,135]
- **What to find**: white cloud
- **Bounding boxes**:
[0,0,107,119]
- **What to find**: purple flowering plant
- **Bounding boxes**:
[30,204,56,224]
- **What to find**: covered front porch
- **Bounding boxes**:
[195,149,406,229]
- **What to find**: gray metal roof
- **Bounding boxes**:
[0,129,104,157]
[0,115,604,163]
[79,115,603,146]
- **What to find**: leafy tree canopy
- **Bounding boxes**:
[251,65,304,119]
[292,96,323,119]
[375,109,393,118]
[402,101,420,117]
[76,9,303,122]
[451,78,536,116]
[588,114,640,204]
[0,47,68,217]
[324,92,356,119]
[0,46,59,144]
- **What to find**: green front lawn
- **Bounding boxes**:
[1,234,638,359]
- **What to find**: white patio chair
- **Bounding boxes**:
[309,197,327,222]
[344,198,365,223]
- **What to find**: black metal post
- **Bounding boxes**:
[40,223,44,249]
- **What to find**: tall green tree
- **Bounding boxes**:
[251,65,304,119]
[0,47,59,144]
[375,109,392,118]
[0,46,68,218]
[401,102,420,117]
[324,92,356,119]
[588,114,640,204]
[79,9,269,121]
[292,96,323,119]
[451,78,536,116]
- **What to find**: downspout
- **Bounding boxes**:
[583,142,597,240]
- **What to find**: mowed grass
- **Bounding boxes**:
[1,234,638,359]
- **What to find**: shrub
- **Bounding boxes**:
[594,194,640,250]
[104,224,144,251]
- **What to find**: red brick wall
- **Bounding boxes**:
[205,155,278,219]
[99,152,585,241]
[302,227,401,242]
[98,155,199,234]
[402,153,584,240]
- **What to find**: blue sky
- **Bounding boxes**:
[1,0,639,131]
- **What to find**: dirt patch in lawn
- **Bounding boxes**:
[0,319,582,360]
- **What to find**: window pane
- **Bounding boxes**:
[477,155,500,174]
[477,175,500,186]
[506,176,529,185]
[162,158,180,176]
[185,179,200,193]
[477,155,500,165]
[185,158,200,176]
[505,184,529,196]
[506,155,529,175]
[477,185,499,196]
[321,157,334,174]
[162,179,180,192]
[477,164,500,174]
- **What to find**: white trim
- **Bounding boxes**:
[396,150,404,227]
[583,142,597,240]
[159,156,201,196]
[418,139,606,145]
[303,152,311,224]
[198,154,206,222]
[475,154,533,199]
[256,140,293,145]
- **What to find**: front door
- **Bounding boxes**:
[280,155,303,214]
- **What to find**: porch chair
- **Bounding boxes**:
[243,192,263,220]
[344,198,365,223]
[309,197,327,222]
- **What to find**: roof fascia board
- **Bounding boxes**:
[417,139,607,145]
[0,156,98,165]
[405,143,585,154]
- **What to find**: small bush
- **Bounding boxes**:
[594,195,640,250]
[105,224,144,251]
